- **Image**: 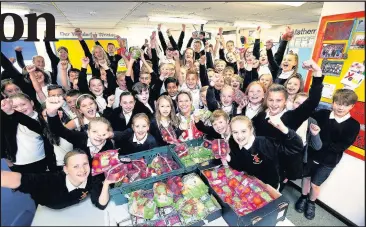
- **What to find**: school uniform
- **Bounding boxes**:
[102,106,142,132]
[113,129,158,155]
[44,40,72,85]
[307,110,360,186]
[150,118,183,146]
[1,111,57,173]
[14,171,107,210]
[77,67,114,113]
[252,76,324,179]
[239,66,259,93]
[242,103,263,120]
[206,86,239,119]
[47,114,115,162]
[228,128,303,189]
[186,37,206,60]
[195,121,231,141]
[265,39,288,81]
[219,49,238,74]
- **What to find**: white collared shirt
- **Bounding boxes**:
[65,175,88,192]
[245,103,262,119]
[123,111,132,124]
[258,65,271,76]
[329,111,351,123]
[113,87,128,109]
[265,108,287,119]
[95,95,107,113]
[87,138,106,157]
[278,70,294,80]
[239,135,255,150]
[145,102,154,114]
[133,133,148,144]
[222,104,233,115]
[221,132,231,142]
[296,119,309,146]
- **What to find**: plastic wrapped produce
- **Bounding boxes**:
[91,149,120,176]
[174,143,189,158]
[181,173,209,199]
[233,89,246,105]
[104,163,128,182]
[167,176,184,195]
[211,139,230,159]
[130,46,142,59]
[153,182,174,208]
[128,190,157,219]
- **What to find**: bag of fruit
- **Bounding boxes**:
[104,163,128,182]
[160,125,181,145]
[166,176,184,195]
[128,190,157,219]
[233,89,246,105]
[149,154,179,175]
[91,149,120,176]
[153,182,174,208]
[174,143,189,158]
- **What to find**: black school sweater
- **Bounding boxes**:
[102,106,146,132]
[228,129,303,188]
[113,129,158,155]
[195,121,221,140]
[308,109,360,167]
[16,171,107,210]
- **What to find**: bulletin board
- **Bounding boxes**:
[54,39,127,74]
[304,11,365,161]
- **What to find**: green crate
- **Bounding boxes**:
[109,146,185,197]
[170,139,215,173]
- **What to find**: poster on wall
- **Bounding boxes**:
[320,43,345,59]
[321,83,336,99]
[321,60,344,76]
[323,20,354,40]
[340,69,364,90]
[356,18,365,32]
[350,34,365,50]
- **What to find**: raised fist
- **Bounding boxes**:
[265,39,273,50]
[107,95,115,106]
[60,60,69,70]
[309,123,321,136]
[81,57,90,65]
[14,46,23,52]
[1,99,14,115]
[46,96,65,116]
[26,65,37,73]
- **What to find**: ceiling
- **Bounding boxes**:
[2,2,324,30]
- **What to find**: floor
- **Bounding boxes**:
[281,184,347,226]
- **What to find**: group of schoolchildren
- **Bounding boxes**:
[0,24,360,221]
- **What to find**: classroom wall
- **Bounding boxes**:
[300,2,365,226]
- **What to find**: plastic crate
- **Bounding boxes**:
[109,146,185,197]
[169,139,216,173]
[112,174,222,226]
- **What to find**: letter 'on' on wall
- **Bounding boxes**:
[0,13,59,42]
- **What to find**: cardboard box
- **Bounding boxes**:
[199,166,289,226]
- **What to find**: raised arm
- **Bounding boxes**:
[25,65,47,103]
[75,28,95,69]
[199,55,209,87]
[157,24,167,54]
[177,24,186,51]
[78,57,91,94]
[167,29,178,51]
[14,46,26,70]
[274,26,293,65]
[252,27,261,61]
[206,83,219,111]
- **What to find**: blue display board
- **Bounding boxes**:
[1,41,38,60]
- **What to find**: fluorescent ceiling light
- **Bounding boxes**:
[272,2,305,7]
[234,22,272,29]
[1,7,30,15]
[149,16,207,24]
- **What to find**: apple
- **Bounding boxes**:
[253,196,262,206]
[122,177,129,183]
[203,170,212,179]
[92,159,100,168]
[126,163,133,170]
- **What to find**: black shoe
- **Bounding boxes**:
[295,196,307,213]
[304,201,316,220]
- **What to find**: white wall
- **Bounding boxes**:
[321,2,365,17]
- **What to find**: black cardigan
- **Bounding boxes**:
[252,75,324,139]
[113,129,158,156]
[228,129,303,188]
[1,111,57,171]
[16,171,107,210]
[309,109,360,167]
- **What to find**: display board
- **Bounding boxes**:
[54,39,127,74]
[304,11,365,160]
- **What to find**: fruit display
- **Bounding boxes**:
[173,143,214,167]
[167,176,184,195]
[91,149,120,176]
[181,173,209,199]
[126,174,220,226]
[114,155,180,188]
[160,125,181,144]
[201,166,275,216]
[128,190,157,219]
[210,139,229,159]
[153,182,174,208]
[105,163,128,182]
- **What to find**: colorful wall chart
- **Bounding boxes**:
[304,11,365,161]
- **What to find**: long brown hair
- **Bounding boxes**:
[75,94,98,128]
[155,95,180,128]
[91,45,111,69]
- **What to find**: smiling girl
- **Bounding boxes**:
[226,115,303,189]
[150,95,182,146]
[1,150,114,210]
[284,75,304,110]
[237,81,266,119]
